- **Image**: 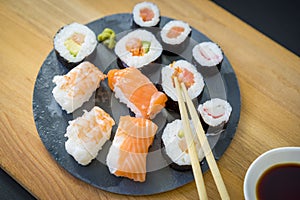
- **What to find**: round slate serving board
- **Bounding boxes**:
[33,13,240,195]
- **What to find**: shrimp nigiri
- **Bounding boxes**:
[52,61,106,113]
[65,106,115,165]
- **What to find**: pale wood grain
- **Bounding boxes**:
[0,0,299,199]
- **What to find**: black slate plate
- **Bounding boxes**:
[33,13,241,195]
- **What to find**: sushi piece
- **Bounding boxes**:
[65,106,115,165]
[52,61,106,114]
[192,42,223,69]
[106,115,158,182]
[114,29,162,68]
[160,20,191,54]
[132,2,160,28]
[161,119,204,171]
[198,98,232,132]
[161,60,205,102]
[54,22,97,68]
[108,67,167,119]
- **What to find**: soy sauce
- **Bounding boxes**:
[256,163,300,200]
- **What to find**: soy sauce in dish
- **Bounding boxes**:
[256,163,300,200]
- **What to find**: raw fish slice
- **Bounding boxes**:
[108,67,167,119]
[52,61,106,113]
[108,68,150,99]
[118,115,157,138]
[106,116,158,182]
[65,106,115,165]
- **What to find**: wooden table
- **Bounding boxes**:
[1,0,299,199]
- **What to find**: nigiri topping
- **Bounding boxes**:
[139,7,154,22]
[77,108,115,143]
[125,38,151,56]
[167,26,185,38]
[106,116,157,182]
[52,61,106,113]
[108,67,167,119]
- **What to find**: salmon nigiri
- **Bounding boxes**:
[106,115,158,182]
[108,67,167,119]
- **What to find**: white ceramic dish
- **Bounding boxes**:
[243,147,300,200]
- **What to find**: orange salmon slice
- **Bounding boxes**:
[107,67,167,119]
[109,116,158,182]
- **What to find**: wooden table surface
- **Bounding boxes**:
[1,0,299,199]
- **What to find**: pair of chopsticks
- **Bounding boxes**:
[174,77,230,200]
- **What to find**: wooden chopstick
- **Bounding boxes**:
[180,82,230,200]
[174,77,208,200]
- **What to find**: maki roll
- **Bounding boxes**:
[65,106,115,165]
[198,98,232,132]
[161,59,204,103]
[52,61,106,114]
[132,2,160,28]
[54,23,97,68]
[160,20,191,54]
[192,42,223,70]
[115,29,162,68]
[161,119,204,171]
